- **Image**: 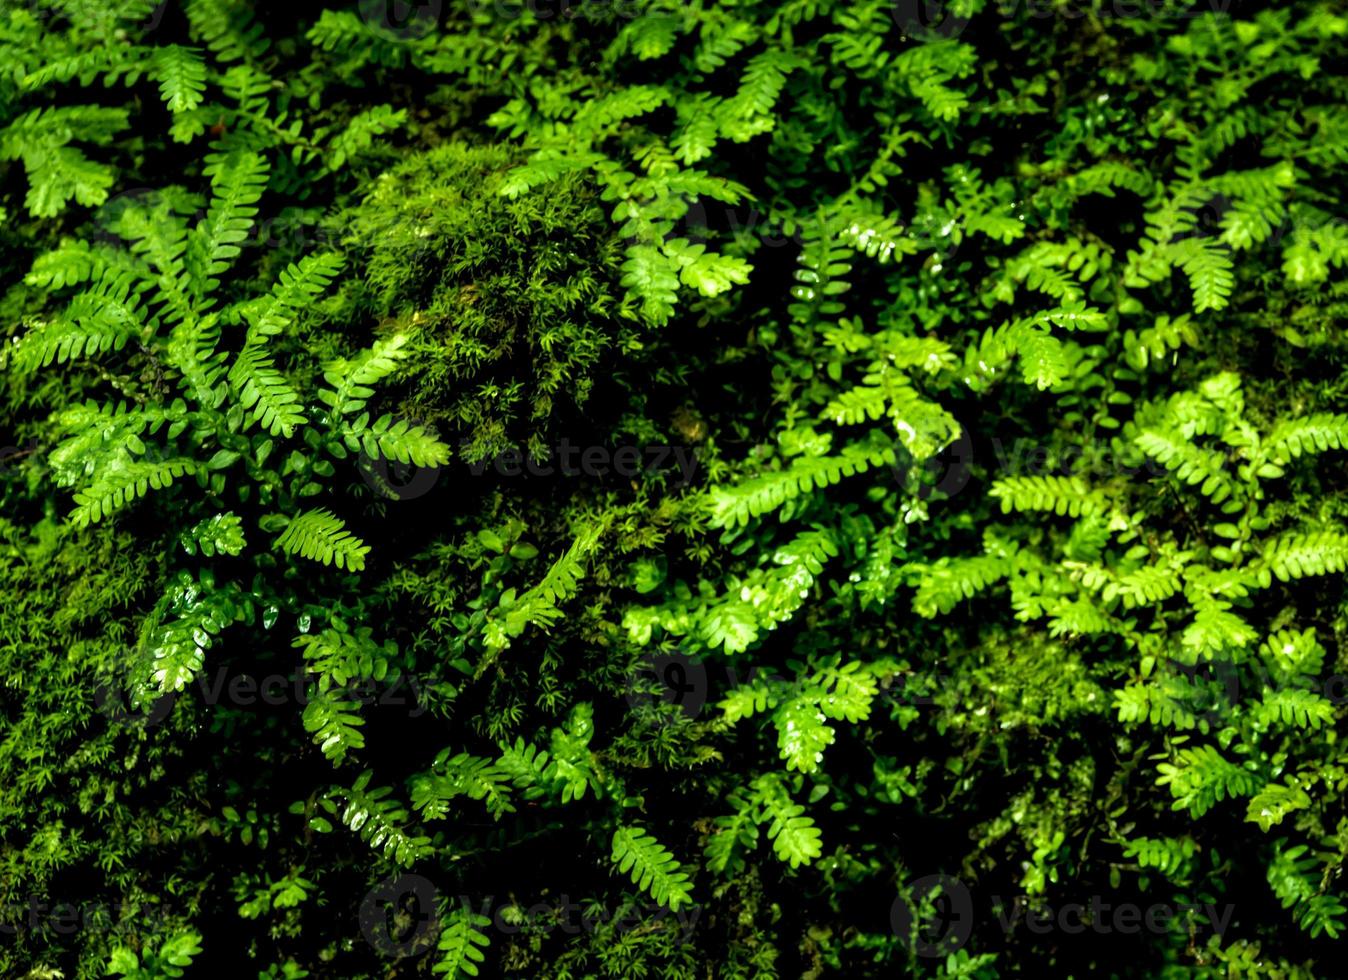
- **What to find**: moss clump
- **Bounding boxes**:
[336,141,638,463]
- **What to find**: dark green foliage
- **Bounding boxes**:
[3,1,1348,979]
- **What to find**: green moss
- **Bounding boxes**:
[336,142,635,463]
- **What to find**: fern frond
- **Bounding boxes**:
[327,771,432,867]
[612,11,684,61]
[620,244,682,326]
[16,279,147,370]
[1267,841,1346,939]
[26,239,151,291]
[167,314,228,404]
[1257,530,1348,583]
[610,824,695,911]
[141,571,249,694]
[185,0,269,63]
[988,476,1107,518]
[911,555,1010,617]
[241,252,344,338]
[1171,238,1234,313]
[431,904,492,978]
[319,333,410,417]
[494,738,554,800]
[149,46,207,115]
[1155,744,1260,817]
[1121,836,1197,881]
[483,520,606,656]
[1135,428,1234,502]
[704,793,759,876]
[662,237,753,298]
[1180,602,1257,660]
[70,458,199,526]
[1252,688,1336,731]
[1114,679,1203,731]
[752,773,822,869]
[0,106,128,216]
[188,148,270,299]
[411,752,514,821]
[773,697,835,774]
[1123,313,1199,371]
[1247,780,1312,832]
[179,512,246,557]
[274,508,371,572]
[1105,562,1184,609]
[21,49,127,90]
[47,401,175,485]
[1261,629,1326,681]
[809,659,878,723]
[1264,414,1348,464]
[326,105,408,172]
[1047,596,1116,637]
[707,438,896,529]
[229,345,307,437]
[346,413,451,468]
[302,690,366,765]
[719,677,779,723]
[295,625,391,694]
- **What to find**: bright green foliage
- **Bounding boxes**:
[610,824,695,911]
[105,931,204,979]
[275,508,371,572]
[750,773,824,870]
[179,512,246,556]
[318,771,433,868]
[431,905,491,978]
[4,2,1348,979]
[1267,841,1347,939]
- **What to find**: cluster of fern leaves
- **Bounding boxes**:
[2,1,1348,978]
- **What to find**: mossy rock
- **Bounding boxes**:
[335,141,639,464]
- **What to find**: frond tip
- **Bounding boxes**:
[274,508,371,571]
[610,824,695,911]
[432,904,492,978]
[70,458,200,527]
